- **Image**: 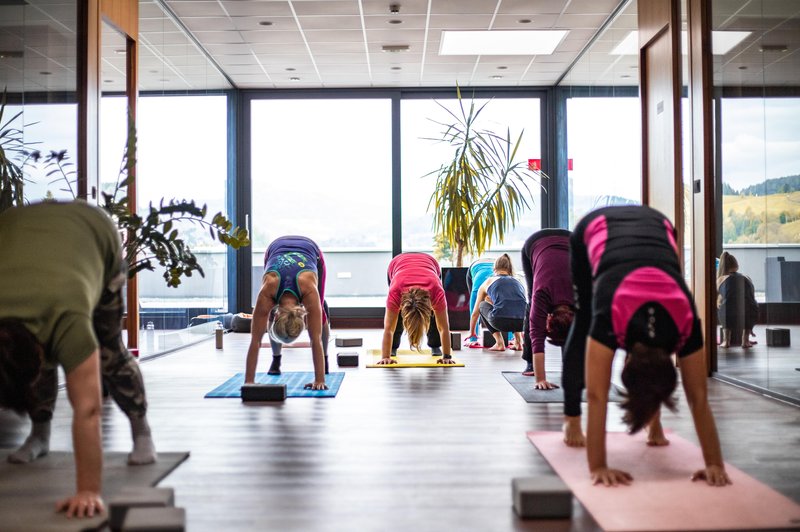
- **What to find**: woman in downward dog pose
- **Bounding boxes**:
[245,235,329,390]
[379,253,455,365]
[563,205,731,487]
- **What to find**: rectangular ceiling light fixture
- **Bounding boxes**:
[610,30,751,55]
[439,30,568,56]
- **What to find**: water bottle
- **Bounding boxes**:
[215,321,224,349]
[145,321,155,351]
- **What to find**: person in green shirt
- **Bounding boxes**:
[0,201,156,518]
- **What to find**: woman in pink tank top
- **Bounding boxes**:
[564,205,730,488]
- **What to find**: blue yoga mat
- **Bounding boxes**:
[205,372,345,398]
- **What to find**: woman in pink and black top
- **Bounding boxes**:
[380,253,455,365]
[564,205,730,488]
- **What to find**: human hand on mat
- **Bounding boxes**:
[376,357,397,365]
[691,465,732,486]
[304,381,329,390]
[591,467,633,487]
[56,491,104,518]
[437,357,457,365]
[533,379,559,390]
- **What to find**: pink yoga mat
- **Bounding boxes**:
[527,431,800,531]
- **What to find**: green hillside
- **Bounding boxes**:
[722,191,800,244]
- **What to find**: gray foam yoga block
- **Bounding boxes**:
[337,352,359,367]
[109,487,175,531]
[335,337,363,347]
[512,476,572,519]
[450,332,462,350]
[122,507,186,531]
[241,383,286,401]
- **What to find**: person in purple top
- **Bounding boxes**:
[520,229,575,388]
[564,205,730,488]
[245,236,329,390]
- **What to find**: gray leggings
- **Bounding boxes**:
[29,270,148,423]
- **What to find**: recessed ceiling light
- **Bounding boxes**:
[518,19,532,24]
[290,77,300,81]
[491,75,503,79]
[497,65,508,70]
[390,66,402,70]
[114,49,126,55]
[40,71,51,75]
[389,3,400,14]
[738,65,748,70]
[620,74,631,78]
[259,21,273,26]
[0,50,23,59]
[759,44,788,53]
[103,79,113,83]
[382,44,410,53]
[388,19,403,24]
[439,30,567,55]
[611,30,751,55]
[149,70,159,74]
[159,78,169,82]
[286,67,296,71]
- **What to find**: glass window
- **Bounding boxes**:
[401,97,542,264]
[135,94,230,318]
[566,97,642,228]
[250,98,393,308]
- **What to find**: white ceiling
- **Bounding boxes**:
[0,0,798,94]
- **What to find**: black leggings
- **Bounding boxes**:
[392,314,441,350]
[478,301,524,335]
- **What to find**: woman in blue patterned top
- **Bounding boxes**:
[245,236,329,390]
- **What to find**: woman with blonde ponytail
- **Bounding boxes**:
[245,236,330,390]
[380,253,455,365]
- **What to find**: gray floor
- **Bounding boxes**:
[1,329,798,532]
[715,324,800,402]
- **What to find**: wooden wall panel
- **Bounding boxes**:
[100,0,138,38]
[638,0,683,247]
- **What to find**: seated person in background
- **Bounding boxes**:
[564,205,730,488]
[468,254,528,352]
[465,257,495,346]
[245,235,329,390]
[520,229,575,387]
[0,201,157,518]
[380,253,455,365]
[716,251,758,348]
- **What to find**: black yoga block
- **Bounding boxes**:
[766,328,791,347]
[337,352,359,367]
[450,332,462,350]
[482,330,496,347]
[241,383,286,401]
[335,337,363,347]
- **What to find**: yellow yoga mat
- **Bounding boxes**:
[366,349,465,368]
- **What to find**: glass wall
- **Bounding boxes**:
[557,0,642,229]
[250,98,393,308]
[712,0,800,403]
[401,96,543,264]
[1,0,78,202]
[125,0,233,356]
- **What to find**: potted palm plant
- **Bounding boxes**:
[425,87,541,267]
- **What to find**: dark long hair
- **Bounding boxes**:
[546,305,574,346]
[0,319,43,413]
[620,342,677,433]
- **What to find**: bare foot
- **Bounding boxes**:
[741,342,753,349]
[488,344,506,352]
[647,421,670,446]
[719,342,729,348]
[563,416,585,447]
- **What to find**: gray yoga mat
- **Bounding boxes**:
[0,451,189,532]
[502,371,625,403]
